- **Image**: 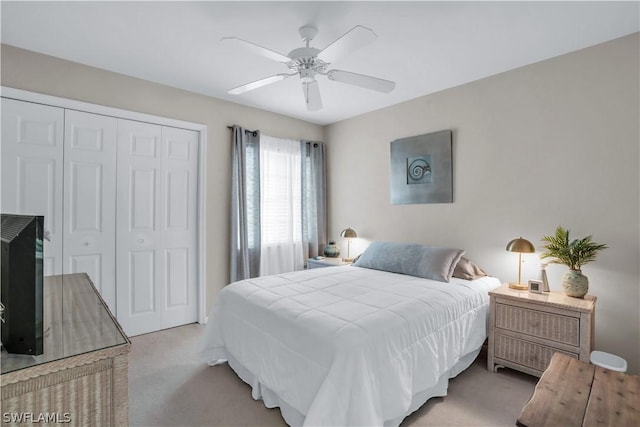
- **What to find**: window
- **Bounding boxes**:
[259,135,302,247]
[230,127,326,281]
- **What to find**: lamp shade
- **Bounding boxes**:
[506,237,535,290]
[340,227,357,239]
[506,237,535,253]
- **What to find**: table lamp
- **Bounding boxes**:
[340,227,358,262]
[506,237,535,290]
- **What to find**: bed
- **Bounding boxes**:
[202,242,501,426]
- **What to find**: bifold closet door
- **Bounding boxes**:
[160,126,198,330]
[116,120,198,336]
[63,110,117,311]
[1,98,64,276]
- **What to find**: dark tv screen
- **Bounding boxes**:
[1,214,44,355]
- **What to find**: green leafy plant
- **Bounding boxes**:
[540,226,608,271]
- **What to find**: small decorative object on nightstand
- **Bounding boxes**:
[340,227,358,262]
[506,237,535,290]
[487,284,596,377]
[538,262,550,292]
[306,257,352,269]
[323,241,341,258]
[527,279,543,293]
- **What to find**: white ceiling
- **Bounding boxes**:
[2,1,638,125]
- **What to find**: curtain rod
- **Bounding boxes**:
[226,125,258,137]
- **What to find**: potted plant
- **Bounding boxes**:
[539,226,608,298]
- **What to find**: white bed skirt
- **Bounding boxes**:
[210,347,481,427]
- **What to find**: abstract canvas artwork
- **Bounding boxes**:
[390,130,452,204]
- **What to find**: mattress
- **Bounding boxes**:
[202,265,501,426]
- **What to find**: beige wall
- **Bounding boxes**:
[3,33,639,373]
[0,44,324,312]
[325,33,640,373]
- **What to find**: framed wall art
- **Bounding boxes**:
[390,130,453,204]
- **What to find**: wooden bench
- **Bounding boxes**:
[517,352,639,427]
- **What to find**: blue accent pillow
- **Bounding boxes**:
[353,241,465,282]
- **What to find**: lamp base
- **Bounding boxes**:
[508,282,528,290]
[343,257,354,263]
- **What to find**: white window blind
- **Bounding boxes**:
[259,135,304,274]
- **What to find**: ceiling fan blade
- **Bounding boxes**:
[317,25,377,64]
[221,37,290,63]
[303,81,322,111]
[326,70,396,93]
[228,74,290,95]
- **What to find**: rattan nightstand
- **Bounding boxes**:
[487,284,596,377]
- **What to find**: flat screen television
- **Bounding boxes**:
[1,214,44,355]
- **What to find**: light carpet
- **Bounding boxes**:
[129,323,537,427]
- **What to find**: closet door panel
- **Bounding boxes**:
[161,127,198,329]
[165,248,188,307]
[129,250,156,314]
[130,168,157,230]
[63,110,117,310]
[116,120,164,336]
[1,98,64,276]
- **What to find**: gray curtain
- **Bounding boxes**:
[230,126,261,282]
[301,141,327,259]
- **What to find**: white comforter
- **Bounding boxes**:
[202,265,501,426]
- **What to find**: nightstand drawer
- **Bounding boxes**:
[495,302,580,346]
[494,333,578,372]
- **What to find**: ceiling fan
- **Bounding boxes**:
[222,25,396,111]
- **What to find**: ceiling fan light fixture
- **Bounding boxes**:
[303,80,322,111]
[300,68,316,84]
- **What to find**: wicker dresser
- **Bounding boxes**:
[487,284,595,377]
[1,273,130,426]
